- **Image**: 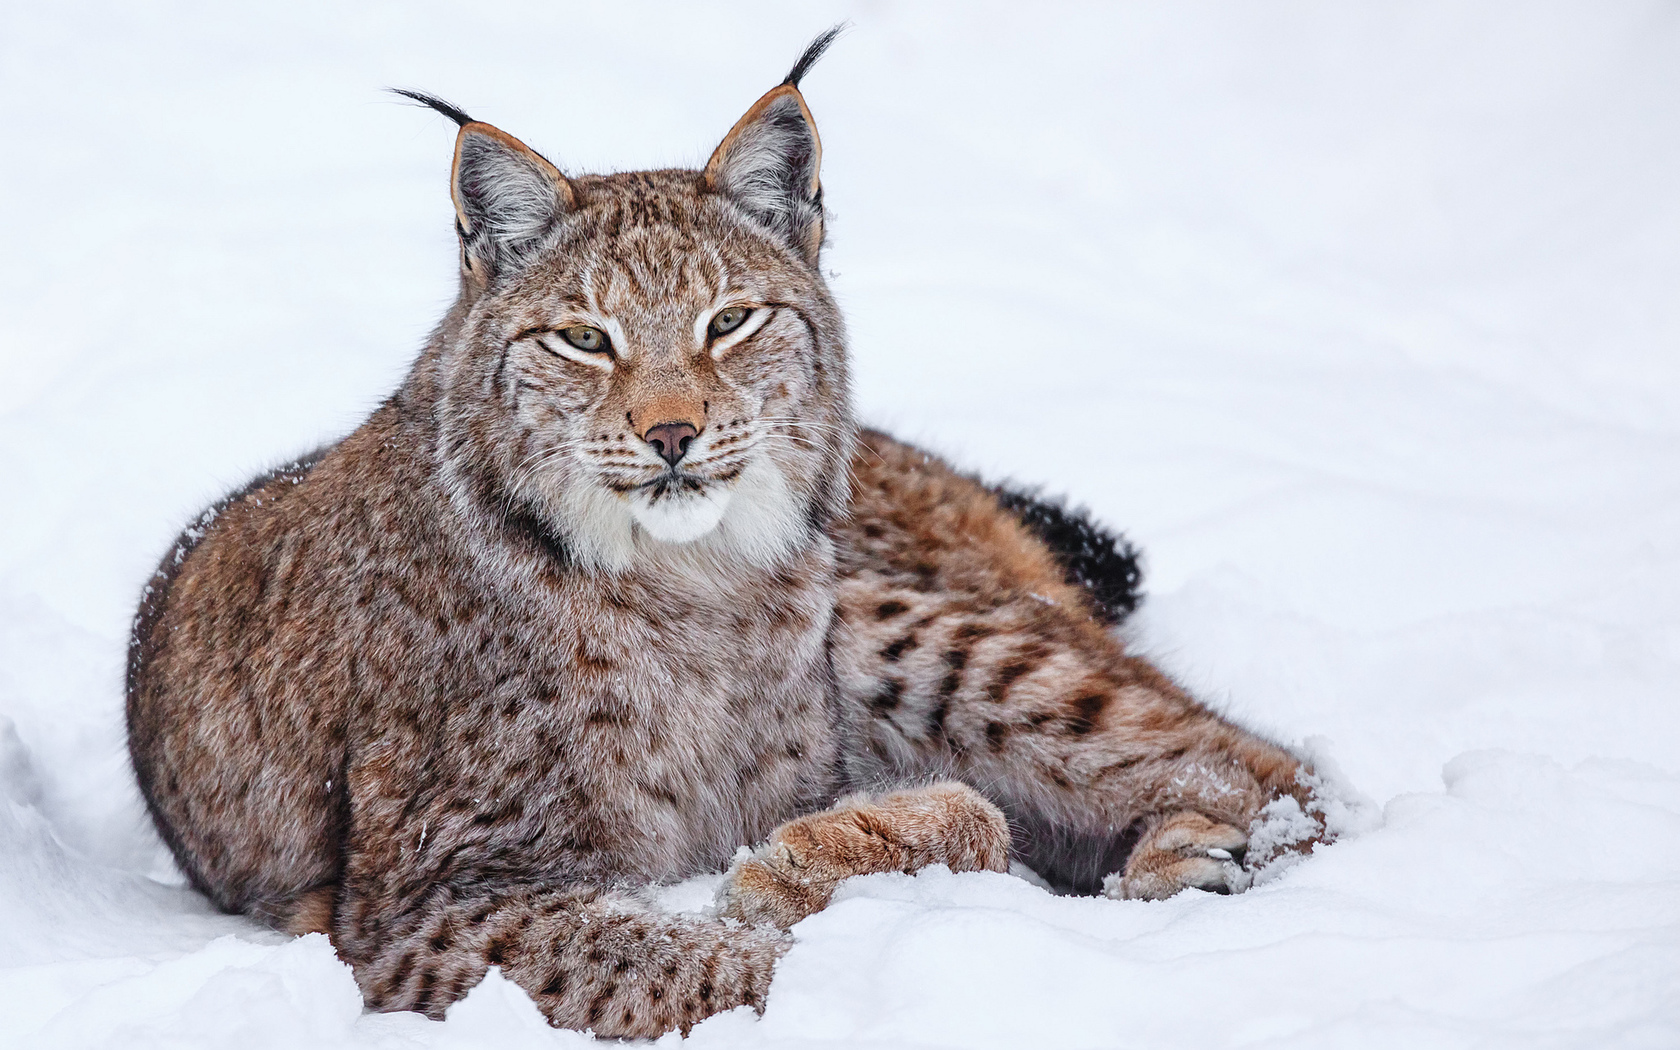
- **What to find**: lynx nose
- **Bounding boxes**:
[644,421,699,467]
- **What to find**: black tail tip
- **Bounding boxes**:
[784,23,847,88]
[992,485,1145,626]
[389,88,474,128]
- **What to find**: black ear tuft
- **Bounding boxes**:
[705,30,844,264]
[389,88,474,128]
[783,24,846,88]
[393,88,573,280]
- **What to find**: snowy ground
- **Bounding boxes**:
[3,2,1679,1047]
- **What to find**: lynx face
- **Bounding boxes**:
[419,86,852,572]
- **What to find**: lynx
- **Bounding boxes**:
[127,30,1327,1039]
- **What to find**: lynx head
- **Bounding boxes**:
[406,29,853,573]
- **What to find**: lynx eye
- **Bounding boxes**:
[708,306,753,338]
[558,325,610,353]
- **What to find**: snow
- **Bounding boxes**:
[3,2,1679,1046]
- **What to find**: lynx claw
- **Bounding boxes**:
[1205,844,1247,866]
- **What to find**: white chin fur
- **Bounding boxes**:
[627,486,732,543]
[546,455,809,572]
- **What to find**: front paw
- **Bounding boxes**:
[715,844,833,929]
[1104,811,1251,901]
[716,782,1011,928]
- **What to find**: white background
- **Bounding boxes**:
[2,3,1677,1046]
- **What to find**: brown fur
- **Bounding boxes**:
[127,41,1324,1041]
[718,782,1010,928]
[829,430,1315,896]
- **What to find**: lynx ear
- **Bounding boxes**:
[393,90,575,282]
[703,28,841,264]
[450,123,575,279]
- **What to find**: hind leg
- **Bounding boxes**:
[836,576,1327,899]
[838,574,1320,899]
[834,432,1327,902]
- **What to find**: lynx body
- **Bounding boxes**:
[128,33,1325,1038]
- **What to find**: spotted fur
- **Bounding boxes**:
[127,32,1324,1041]
[831,431,1316,896]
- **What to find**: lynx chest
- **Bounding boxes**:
[354,547,848,885]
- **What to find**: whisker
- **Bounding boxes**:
[747,417,883,464]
